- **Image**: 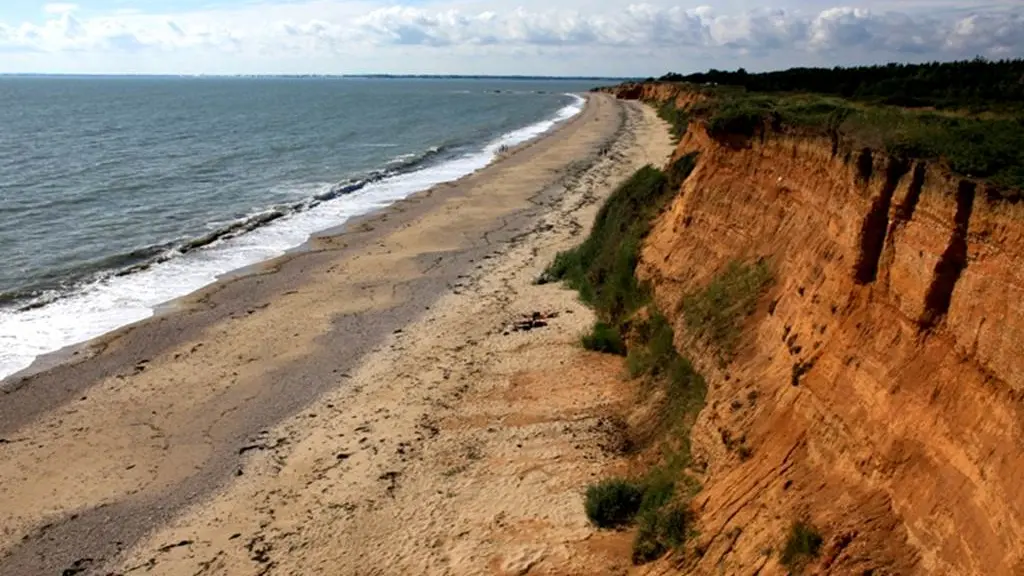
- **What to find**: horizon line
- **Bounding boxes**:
[0,73,635,80]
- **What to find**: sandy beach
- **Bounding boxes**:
[0,93,673,575]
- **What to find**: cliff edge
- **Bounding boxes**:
[608,82,1024,575]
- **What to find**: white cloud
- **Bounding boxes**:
[42,3,79,15]
[0,1,1022,74]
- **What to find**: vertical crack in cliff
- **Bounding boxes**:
[893,162,926,224]
[856,148,874,183]
[920,180,976,330]
[854,157,909,285]
[879,162,927,290]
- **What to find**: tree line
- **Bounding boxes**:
[658,59,1024,109]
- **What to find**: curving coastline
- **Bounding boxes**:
[0,95,584,383]
[0,93,675,575]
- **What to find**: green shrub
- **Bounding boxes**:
[780,521,824,573]
[625,312,707,434]
[707,98,772,137]
[626,313,676,378]
[632,505,691,564]
[638,474,675,514]
[582,322,627,355]
[664,355,706,428]
[584,479,644,528]
[585,472,693,565]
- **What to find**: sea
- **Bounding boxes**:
[0,76,597,381]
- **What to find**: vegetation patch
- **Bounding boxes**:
[632,504,691,564]
[628,314,707,434]
[665,153,698,192]
[682,259,773,359]
[581,322,627,355]
[584,469,699,564]
[656,100,690,141]
[547,155,698,327]
[551,160,710,564]
[546,165,668,321]
[780,521,824,573]
[584,479,645,528]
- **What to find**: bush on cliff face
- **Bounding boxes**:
[780,521,824,573]
[682,259,773,360]
[632,504,691,564]
[666,153,699,192]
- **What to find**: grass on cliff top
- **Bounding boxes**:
[658,85,1024,199]
[549,158,708,564]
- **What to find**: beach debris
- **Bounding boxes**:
[245,535,273,565]
[508,311,559,333]
[534,270,556,285]
[61,558,95,575]
[157,540,194,553]
[418,419,440,438]
[238,435,287,455]
[379,471,401,496]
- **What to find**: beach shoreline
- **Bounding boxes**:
[0,93,674,575]
[0,94,586,391]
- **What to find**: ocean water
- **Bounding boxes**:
[0,76,594,380]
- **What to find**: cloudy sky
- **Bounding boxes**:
[1,0,1022,75]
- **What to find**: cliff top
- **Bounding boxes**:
[603,59,1024,202]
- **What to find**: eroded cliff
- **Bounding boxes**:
[611,83,1024,575]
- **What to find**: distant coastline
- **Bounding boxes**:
[0,73,633,81]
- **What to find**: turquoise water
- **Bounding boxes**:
[0,77,592,379]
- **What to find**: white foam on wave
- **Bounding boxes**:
[0,94,586,381]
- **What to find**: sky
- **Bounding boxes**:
[0,0,1022,75]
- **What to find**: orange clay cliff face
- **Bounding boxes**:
[608,83,1024,575]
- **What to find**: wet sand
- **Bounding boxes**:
[0,93,674,575]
